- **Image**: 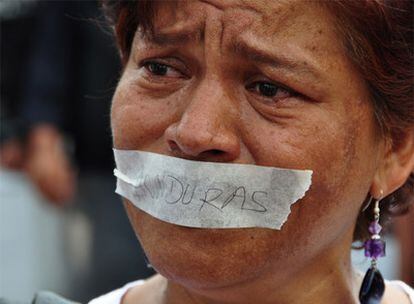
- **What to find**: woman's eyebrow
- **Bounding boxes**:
[229,40,324,80]
[140,28,203,47]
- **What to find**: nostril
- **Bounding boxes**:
[199,149,225,159]
[210,149,223,155]
[167,140,180,152]
[168,137,226,159]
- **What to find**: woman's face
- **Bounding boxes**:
[112,0,381,290]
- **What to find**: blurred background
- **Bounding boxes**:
[0,0,154,302]
[0,0,412,302]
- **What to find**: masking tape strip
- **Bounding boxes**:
[113,149,312,230]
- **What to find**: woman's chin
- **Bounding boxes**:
[124,201,277,289]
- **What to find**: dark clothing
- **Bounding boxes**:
[21,1,121,172]
[0,3,37,142]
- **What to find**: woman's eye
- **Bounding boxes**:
[147,62,168,76]
[142,61,184,78]
[247,82,293,100]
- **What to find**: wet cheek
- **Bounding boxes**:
[111,85,177,149]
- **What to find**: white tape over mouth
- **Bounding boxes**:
[113,149,312,230]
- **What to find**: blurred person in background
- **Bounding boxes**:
[0,1,153,301]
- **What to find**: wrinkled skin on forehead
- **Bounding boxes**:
[110,0,391,303]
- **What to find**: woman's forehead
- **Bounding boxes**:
[143,1,336,47]
[144,0,340,59]
[151,0,327,33]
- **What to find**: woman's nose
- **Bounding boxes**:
[164,81,240,162]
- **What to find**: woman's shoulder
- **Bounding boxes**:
[383,280,414,304]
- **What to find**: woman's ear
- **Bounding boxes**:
[371,129,414,198]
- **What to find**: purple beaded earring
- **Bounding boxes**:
[359,192,386,304]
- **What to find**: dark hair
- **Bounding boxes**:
[101,0,414,242]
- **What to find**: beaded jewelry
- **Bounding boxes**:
[359,193,386,304]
